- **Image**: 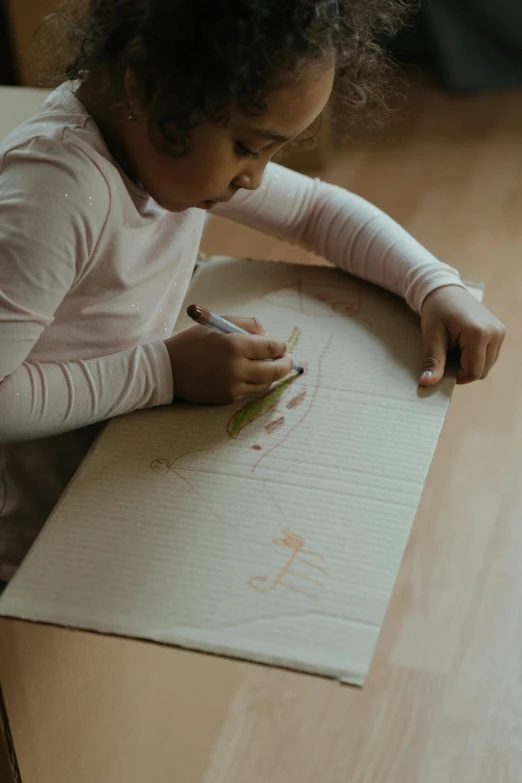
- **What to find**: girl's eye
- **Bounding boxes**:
[235,141,261,160]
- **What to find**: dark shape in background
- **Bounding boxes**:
[0,1,521,93]
[0,0,18,85]
[385,0,522,94]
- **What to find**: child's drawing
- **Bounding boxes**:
[151,444,216,476]
[286,387,307,409]
[226,326,301,439]
[262,280,362,318]
[248,529,327,600]
[149,295,344,598]
[151,446,242,533]
[151,449,327,601]
[250,332,332,474]
[151,330,333,485]
[224,327,332,475]
[264,416,285,435]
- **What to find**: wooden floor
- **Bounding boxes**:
[2,77,522,782]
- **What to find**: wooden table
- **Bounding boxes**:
[1,82,522,783]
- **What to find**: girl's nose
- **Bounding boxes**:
[233,166,264,192]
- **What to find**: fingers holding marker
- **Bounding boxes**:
[186,303,303,381]
[221,351,294,400]
[246,354,295,385]
[239,334,288,361]
[187,305,268,337]
[239,334,303,375]
[222,315,267,336]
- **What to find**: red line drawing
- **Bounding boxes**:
[151,458,172,475]
[149,336,332,594]
[298,559,328,575]
[151,445,242,532]
[286,387,307,409]
[151,444,217,476]
[151,448,328,598]
[149,449,323,544]
[252,333,333,474]
[272,451,325,481]
[226,327,301,440]
[261,280,362,318]
[173,470,239,532]
[248,484,328,599]
[248,529,326,600]
[264,416,285,435]
[261,280,305,312]
[150,446,316,542]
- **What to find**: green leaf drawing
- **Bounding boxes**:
[285,326,300,354]
[226,327,301,439]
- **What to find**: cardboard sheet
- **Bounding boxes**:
[0,259,482,685]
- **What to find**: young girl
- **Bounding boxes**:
[0,0,505,584]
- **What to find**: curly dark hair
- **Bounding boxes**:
[34,0,412,147]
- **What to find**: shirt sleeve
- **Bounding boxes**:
[214,162,466,313]
[0,138,173,445]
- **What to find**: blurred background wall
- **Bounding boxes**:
[1,0,522,93]
[385,0,522,94]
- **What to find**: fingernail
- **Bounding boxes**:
[421,371,433,380]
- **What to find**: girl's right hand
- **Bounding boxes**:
[164,316,293,404]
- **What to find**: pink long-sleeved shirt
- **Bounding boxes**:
[0,85,464,580]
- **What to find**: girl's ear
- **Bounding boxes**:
[124,68,147,120]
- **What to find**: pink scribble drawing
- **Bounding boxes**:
[286,387,307,409]
[261,280,362,318]
[264,416,285,435]
[252,333,333,474]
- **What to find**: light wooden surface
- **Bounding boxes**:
[1,80,522,782]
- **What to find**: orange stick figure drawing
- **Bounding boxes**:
[249,530,327,600]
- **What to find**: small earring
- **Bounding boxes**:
[128,109,139,121]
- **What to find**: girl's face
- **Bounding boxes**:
[120,65,335,212]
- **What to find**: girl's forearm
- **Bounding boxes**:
[0,343,172,444]
[216,163,466,314]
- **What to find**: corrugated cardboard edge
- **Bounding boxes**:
[198,255,485,308]
[0,610,367,687]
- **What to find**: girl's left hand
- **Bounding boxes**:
[419,285,505,387]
